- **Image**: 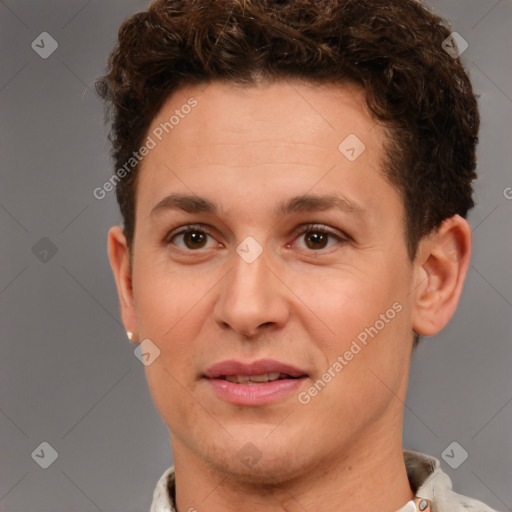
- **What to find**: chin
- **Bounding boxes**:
[209,452,306,487]
[198,431,313,486]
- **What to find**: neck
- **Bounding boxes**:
[171,421,414,512]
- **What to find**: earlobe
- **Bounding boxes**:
[107,226,139,340]
[411,215,472,337]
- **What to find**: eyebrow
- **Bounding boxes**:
[150,193,366,218]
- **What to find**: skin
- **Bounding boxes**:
[108,79,471,512]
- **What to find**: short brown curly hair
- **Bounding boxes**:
[95,0,479,265]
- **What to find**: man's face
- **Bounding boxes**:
[128,80,417,481]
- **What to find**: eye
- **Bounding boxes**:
[291,224,347,251]
[164,224,219,251]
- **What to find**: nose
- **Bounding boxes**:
[213,245,290,338]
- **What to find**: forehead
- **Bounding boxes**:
[142,79,380,168]
[134,79,398,226]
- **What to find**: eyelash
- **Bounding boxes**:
[291,223,349,250]
[163,223,348,252]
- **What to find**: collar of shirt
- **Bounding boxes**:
[149,449,498,512]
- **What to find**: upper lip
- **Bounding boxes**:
[204,359,308,379]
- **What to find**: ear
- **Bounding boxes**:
[108,226,139,343]
[411,215,472,337]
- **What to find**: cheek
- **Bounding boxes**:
[295,262,410,395]
[139,303,209,432]
[289,266,396,350]
[301,309,410,435]
[132,251,211,338]
[132,259,211,416]
[144,361,199,439]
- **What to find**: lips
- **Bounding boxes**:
[204,358,308,380]
[203,359,309,406]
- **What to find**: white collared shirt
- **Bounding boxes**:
[150,450,500,512]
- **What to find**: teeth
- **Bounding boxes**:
[224,372,283,384]
[225,375,249,383]
[249,372,280,382]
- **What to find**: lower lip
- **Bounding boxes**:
[205,377,307,406]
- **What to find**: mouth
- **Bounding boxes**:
[204,358,307,379]
[203,359,309,405]
[219,372,304,384]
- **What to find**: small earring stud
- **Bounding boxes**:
[126,331,134,341]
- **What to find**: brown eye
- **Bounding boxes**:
[182,230,208,249]
[304,231,329,249]
[292,224,347,251]
[166,225,218,251]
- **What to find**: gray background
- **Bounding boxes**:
[0,0,510,511]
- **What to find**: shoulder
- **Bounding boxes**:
[149,466,176,512]
[404,450,501,512]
